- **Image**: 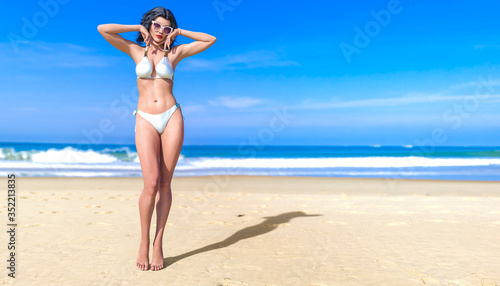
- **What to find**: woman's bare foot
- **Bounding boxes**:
[136,240,150,271]
[150,244,164,271]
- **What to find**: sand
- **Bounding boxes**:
[1,175,500,285]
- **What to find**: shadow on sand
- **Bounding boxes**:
[163,211,322,269]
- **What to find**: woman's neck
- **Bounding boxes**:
[149,39,166,52]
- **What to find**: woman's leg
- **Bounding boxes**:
[150,107,184,271]
[135,114,162,271]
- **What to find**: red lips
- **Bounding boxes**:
[156,35,162,39]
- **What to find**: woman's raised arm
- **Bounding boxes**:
[173,29,216,61]
[97,24,145,58]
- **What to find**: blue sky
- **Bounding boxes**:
[1,0,500,146]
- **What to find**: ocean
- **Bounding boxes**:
[1,142,500,181]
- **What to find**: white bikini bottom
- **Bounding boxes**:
[133,103,181,135]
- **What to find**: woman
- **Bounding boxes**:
[97,7,216,271]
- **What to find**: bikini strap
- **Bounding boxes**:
[164,41,172,57]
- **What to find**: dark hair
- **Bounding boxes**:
[136,7,178,47]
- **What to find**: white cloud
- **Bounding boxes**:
[449,78,500,91]
[0,41,125,69]
[179,49,300,71]
[474,44,500,50]
[208,96,262,108]
[181,104,207,113]
[295,94,500,110]
[13,107,38,111]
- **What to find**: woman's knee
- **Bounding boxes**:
[142,178,159,195]
[158,176,173,191]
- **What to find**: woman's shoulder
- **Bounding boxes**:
[130,43,146,63]
[169,44,184,54]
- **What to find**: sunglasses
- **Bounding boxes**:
[151,20,174,35]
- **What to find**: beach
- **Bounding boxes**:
[3,175,500,285]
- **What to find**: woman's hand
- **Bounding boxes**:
[139,25,151,45]
[164,28,181,51]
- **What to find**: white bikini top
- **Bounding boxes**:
[135,45,174,80]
